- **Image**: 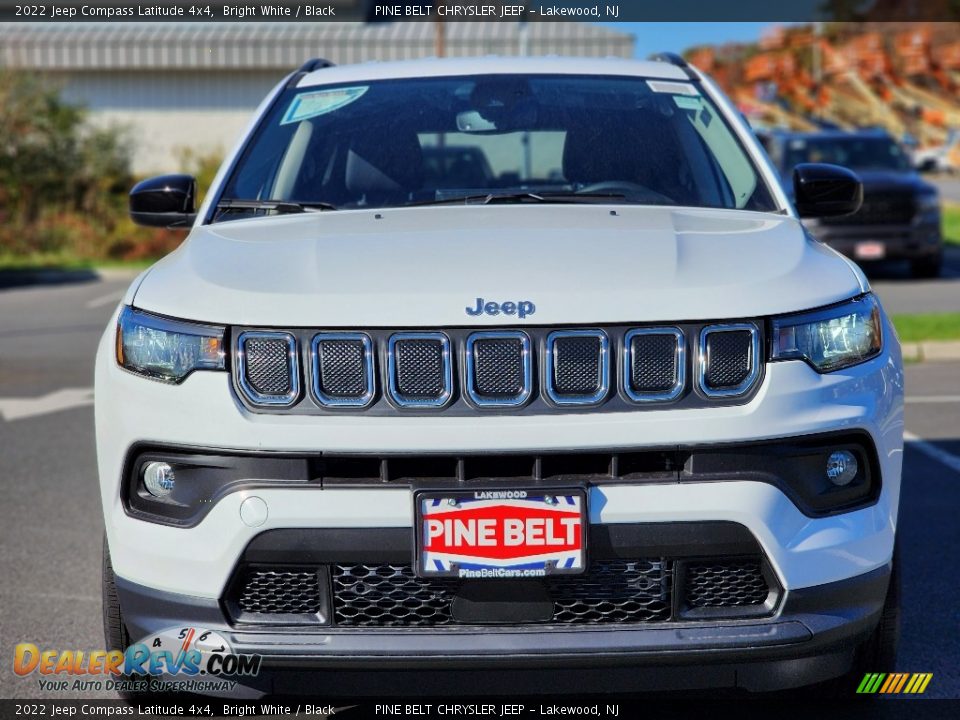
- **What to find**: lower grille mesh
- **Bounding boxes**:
[237,569,322,615]
[548,559,672,623]
[684,559,768,608]
[230,556,774,627]
[332,564,457,627]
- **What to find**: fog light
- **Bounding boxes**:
[826,450,858,486]
[143,462,175,497]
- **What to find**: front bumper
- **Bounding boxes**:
[809,221,942,261]
[115,563,890,693]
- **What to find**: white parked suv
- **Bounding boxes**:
[96,55,903,695]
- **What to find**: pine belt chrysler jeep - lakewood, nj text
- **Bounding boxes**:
[96,54,903,696]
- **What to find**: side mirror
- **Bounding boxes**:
[793,163,863,219]
[129,174,197,228]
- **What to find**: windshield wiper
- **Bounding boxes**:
[408,191,627,207]
[215,198,337,215]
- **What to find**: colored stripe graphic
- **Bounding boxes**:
[858,672,932,694]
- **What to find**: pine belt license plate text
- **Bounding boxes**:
[416,489,586,579]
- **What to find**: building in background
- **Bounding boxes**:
[0,22,634,173]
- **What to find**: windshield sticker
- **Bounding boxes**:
[281,86,368,125]
[672,96,702,110]
[646,80,699,96]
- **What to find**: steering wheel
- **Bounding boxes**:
[576,181,675,205]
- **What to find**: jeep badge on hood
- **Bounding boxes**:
[465,297,536,318]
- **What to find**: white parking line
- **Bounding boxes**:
[0,388,94,421]
[904,431,960,474]
[85,291,123,309]
[906,396,960,404]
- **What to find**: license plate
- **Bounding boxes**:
[415,489,586,579]
[855,241,886,260]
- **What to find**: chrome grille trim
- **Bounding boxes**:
[545,329,610,406]
[387,332,453,408]
[310,332,375,408]
[697,323,760,399]
[622,327,685,403]
[235,331,300,407]
[464,331,533,408]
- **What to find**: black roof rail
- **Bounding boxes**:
[286,58,336,88]
[651,52,688,68]
[299,58,336,72]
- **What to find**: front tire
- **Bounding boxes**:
[102,535,131,654]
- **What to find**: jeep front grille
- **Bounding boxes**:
[232,322,764,413]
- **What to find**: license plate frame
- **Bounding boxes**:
[414,488,587,579]
[855,241,886,260]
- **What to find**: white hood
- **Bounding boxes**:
[133,205,864,327]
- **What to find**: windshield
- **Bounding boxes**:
[783,136,911,173]
[214,74,778,221]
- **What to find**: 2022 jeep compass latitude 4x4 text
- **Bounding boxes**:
[96,55,903,695]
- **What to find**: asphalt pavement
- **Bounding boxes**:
[1,269,959,703]
[930,176,960,204]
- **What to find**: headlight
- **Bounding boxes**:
[915,192,940,215]
[771,294,882,373]
[116,306,225,383]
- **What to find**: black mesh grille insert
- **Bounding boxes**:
[630,334,679,392]
[227,556,776,626]
[332,564,457,627]
[553,335,602,395]
[704,330,753,390]
[548,560,672,623]
[473,337,525,397]
[316,339,367,397]
[393,338,445,399]
[331,561,672,627]
[243,337,292,396]
[684,560,768,608]
[237,569,321,615]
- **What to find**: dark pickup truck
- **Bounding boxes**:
[759,129,943,278]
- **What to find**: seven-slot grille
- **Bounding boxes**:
[233,324,762,410]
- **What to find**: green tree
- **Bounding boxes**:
[0,70,131,225]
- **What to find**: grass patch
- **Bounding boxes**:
[892,312,960,343]
[945,203,960,247]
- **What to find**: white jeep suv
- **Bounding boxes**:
[96,55,903,695]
